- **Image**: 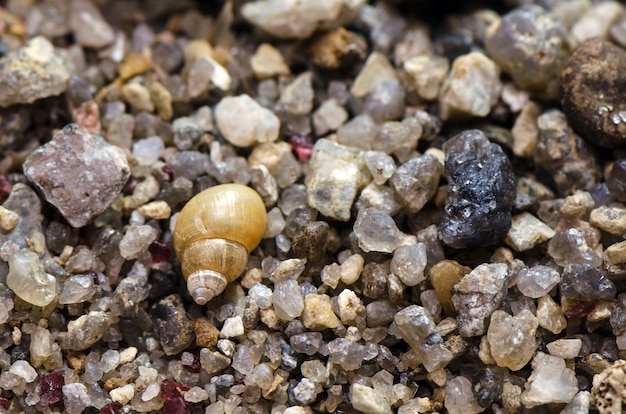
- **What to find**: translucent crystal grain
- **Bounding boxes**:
[354,208,409,253]
[520,352,578,408]
[7,249,57,307]
[390,243,427,286]
[487,310,538,371]
[515,265,560,298]
[548,228,602,267]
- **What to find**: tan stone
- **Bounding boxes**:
[302,294,339,330]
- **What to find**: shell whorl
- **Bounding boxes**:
[173,184,267,305]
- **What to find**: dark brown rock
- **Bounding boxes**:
[561,38,626,148]
[23,123,130,228]
[151,294,195,356]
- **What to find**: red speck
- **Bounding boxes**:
[161,379,189,414]
[149,240,171,264]
[39,372,64,404]
[0,176,12,202]
[567,301,596,319]
[0,396,10,409]
[162,165,174,182]
[100,403,120,414]
[289,135,314,162]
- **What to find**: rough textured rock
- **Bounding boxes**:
[534,109,599,196]
[561,38,626,148]
[452,263,508,337]
[521,353,578,408]
[0,36,72,107]
[306,139,370,221]
[151,294,195,356]
[439,52,502,120]
[215,94,280,147]
[23,124,130,228]
[440,129,516,249]
[485,5,569,100]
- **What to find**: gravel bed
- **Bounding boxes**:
[0,0,625,413]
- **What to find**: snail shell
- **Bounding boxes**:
[173,183,267,305]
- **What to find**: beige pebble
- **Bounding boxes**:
[138,201,171,219]
[0,206,18,231]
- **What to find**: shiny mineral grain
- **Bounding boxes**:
[440,129,515,249]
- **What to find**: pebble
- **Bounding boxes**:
[250,43,290,79]
[215,94,280,147]
[62,382,91,414]
[452,263,508,337]
[487,309,538,371]
[307,139,369,221]
[24,124,130,228]
[9,360,37,383]
[571,1,624,44]
[69,0,115,49]
[560,264,616,301]
[272,279,304,321]
[485,5,569,100]
[561,38,626,148]
[132,136,164,166]
[119,224,159,260]
[537,294,567,335]
[390,155,442,213]
[390,243,427,286]
[191,316,220,348]
[242,0,365,39]
[220,316,245,339]
[200,348,231,375]
[547,338,583,360]
[351,52,398,99]
[440,130,516,249]
[590,205,626,236]
[337,289,364,323]
[444,376,484,414]
[548,228,602,268]
[0,36,71,107]
[59,274,96,304]
[62,311,111,350]
[122,82,154,113]
[110,383,135,405]
[349,383,392,414]
[137,201,171,220]
[309,27,367,69]
[301,294,339,331]
[337,114,380,150]
[279,72,314,115]
[356,183,402,216]
[403,54,449,101]
[354,208,410,253]
[439,52,502,120]
[562,391,590,414]
[515,265,560,299]
[313,99,348,136]
[430,260,470,316]
[6,249,57,307]
[0,206,18,231]
[520,353,578,408]
[511,101,540,157]
[505,212,556,252]
[151,294,195,355]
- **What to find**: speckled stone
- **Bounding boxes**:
[151,294,195,356]
[0,36,71,107]
[561,38,626,148]
[23,124,130,228]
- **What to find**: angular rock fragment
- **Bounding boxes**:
[151,294,195,356]
[452,263,508,337]
[440,130,516,249]
[306,139,370,221]
[0,36,71,107]
[485,5,569,100]
[23,124,130,228]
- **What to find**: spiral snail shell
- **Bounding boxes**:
[173,183,267,305]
